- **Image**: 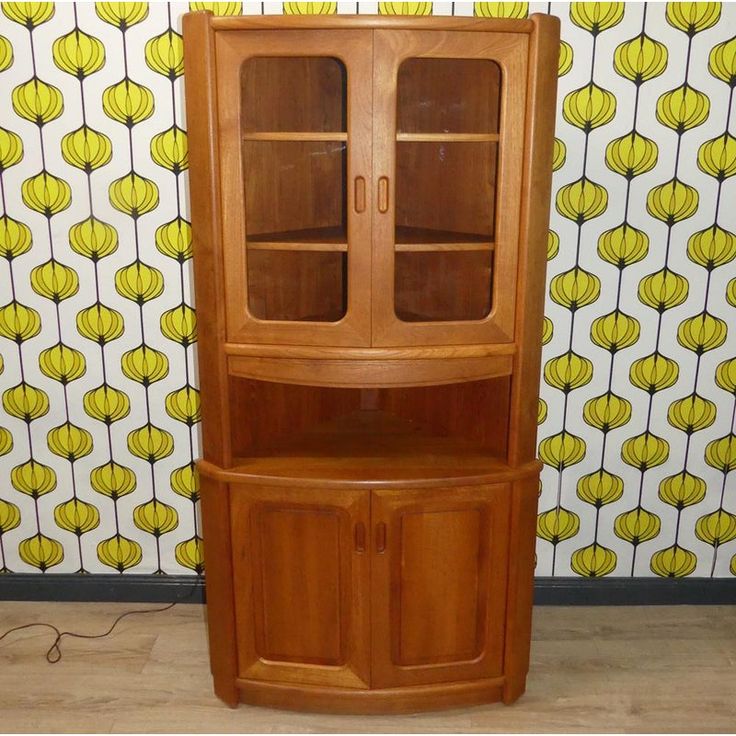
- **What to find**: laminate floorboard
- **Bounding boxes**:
[0,602,734,733]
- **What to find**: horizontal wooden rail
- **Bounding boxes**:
[210,15,536,34]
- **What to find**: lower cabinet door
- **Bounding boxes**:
[371,484,511,688]
[230,485,371,688]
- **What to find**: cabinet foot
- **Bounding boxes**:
[214,677,240,708]
[502,674,527,704]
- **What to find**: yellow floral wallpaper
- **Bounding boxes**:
[0,1,734,579]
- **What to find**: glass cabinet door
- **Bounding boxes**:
[372,30,529,347]
[216,31,372,346]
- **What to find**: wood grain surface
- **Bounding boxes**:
[1,601,734,733]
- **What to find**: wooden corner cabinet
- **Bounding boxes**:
[182,11,559,714]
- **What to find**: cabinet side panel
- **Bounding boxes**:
[504,14,559,704]
[199,476,239,706]
[507,13,560,465]
[183,12,231,465]
[502,476,539,703]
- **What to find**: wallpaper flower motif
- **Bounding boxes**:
[0,1,734,578]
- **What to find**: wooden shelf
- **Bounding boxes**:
[207,410,537,487]
[243,131,347,142]
[247,226,348,252]
[395,226,494,252]
[246,226,493,252]
[397,132,499,142]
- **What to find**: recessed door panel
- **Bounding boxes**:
[230,485,370,688]
[255,507,343,664]
[371,484,511,688]
[372,30,528,346]
[397,508,485,665]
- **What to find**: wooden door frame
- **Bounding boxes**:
[215,29,373,347]
[370,484,511,688]
[230,484,371,689]
[370,29,529,347]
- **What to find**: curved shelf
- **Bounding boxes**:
[199,409,541,489]
[394,225,494,252]
[247,225,347,251]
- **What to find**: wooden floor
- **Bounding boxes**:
[0,602,734,733]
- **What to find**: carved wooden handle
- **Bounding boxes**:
[354,176,366,214]
[375,522,387,553]
[354,522,366,553]
[378,176,389,213]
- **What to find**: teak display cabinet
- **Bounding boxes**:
[183,11,559,714]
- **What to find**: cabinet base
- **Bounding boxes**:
[229,676,513,714]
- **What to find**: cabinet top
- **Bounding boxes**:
[185,11,558,36]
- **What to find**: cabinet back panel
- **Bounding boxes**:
[395,142,496,237]
[397,57,501,134]
[377,377,510,456]
[242,56,346,133]
[243,141,346,236]
[229,377,361,457]
[394,250,493,322]
[246,250,347,322]
[228,377,510,461]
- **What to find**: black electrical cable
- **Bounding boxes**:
[0,584,200,663]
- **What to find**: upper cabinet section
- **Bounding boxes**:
[201,18,549,350]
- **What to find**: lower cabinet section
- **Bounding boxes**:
[228,482,511,692]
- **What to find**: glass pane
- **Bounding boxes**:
[241,57,348,324]
[243,140,347,322]
[397,58,501,134]
[394,141,497,322]
[393,57,501,324]
[395,251,493,322]
[241,56,348,326]
[242,57,346,132]
[395,141,497,241]
[247,251,347,322]
[243,141,347,239]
